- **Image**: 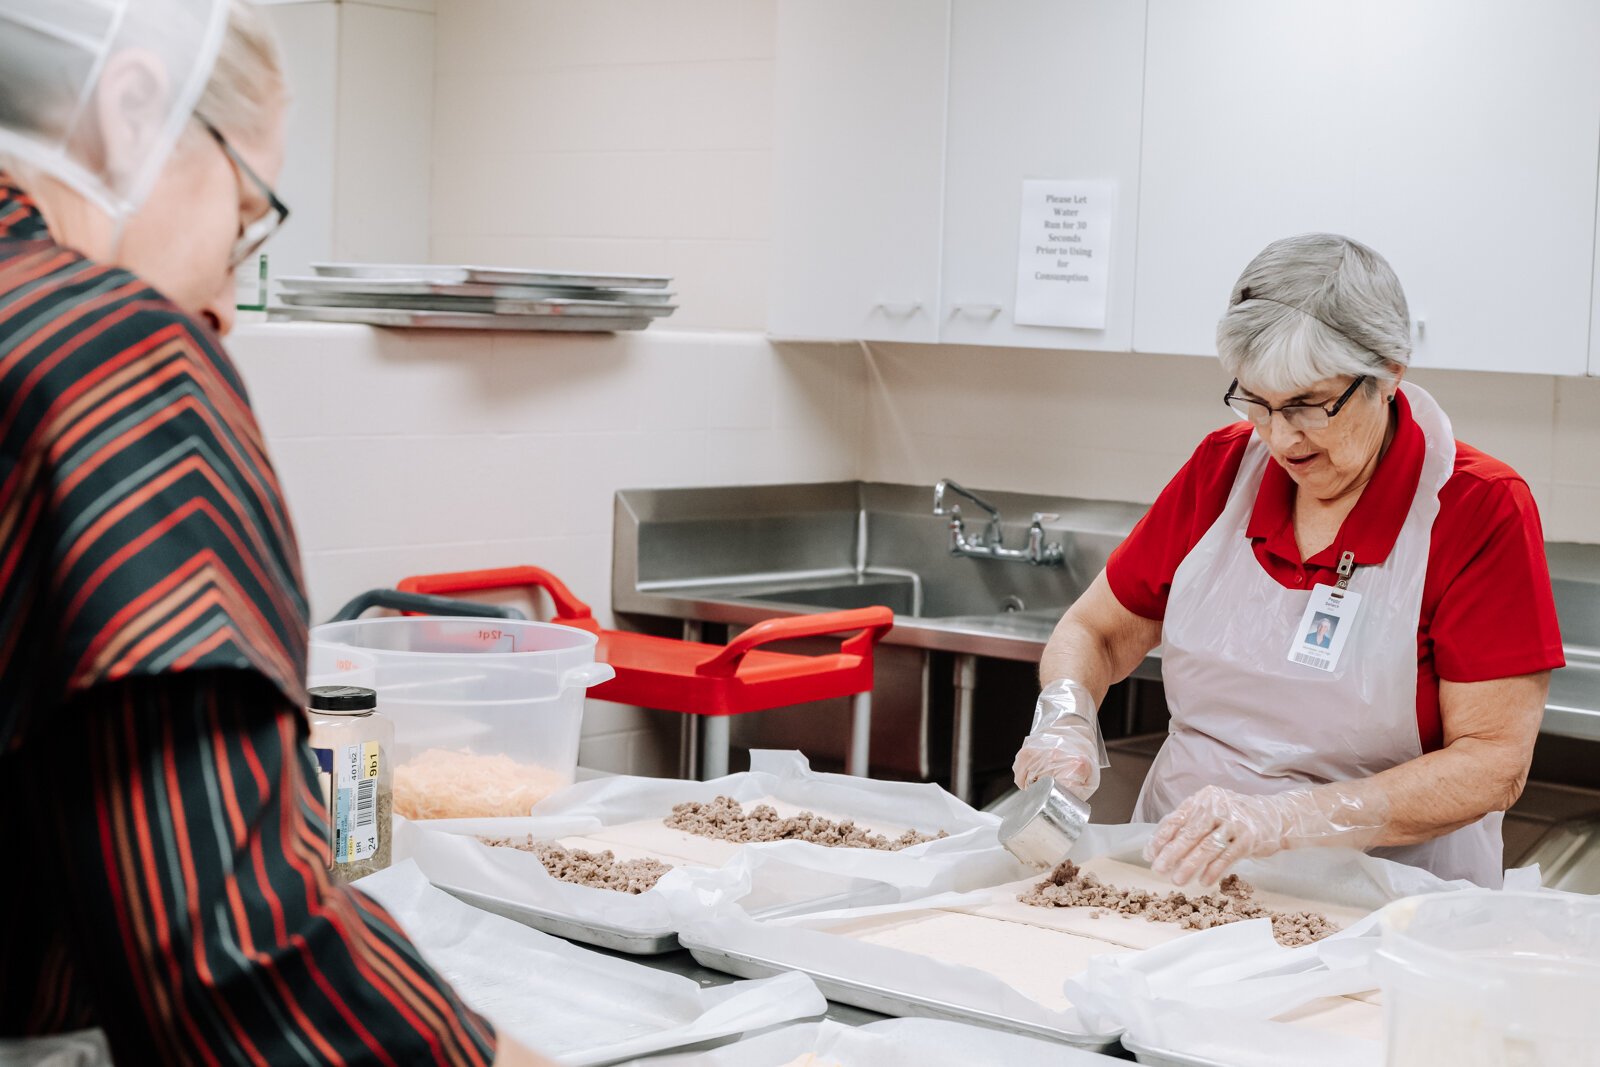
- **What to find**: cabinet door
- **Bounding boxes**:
[1135,1,1600,375]
[769,0,949,342]
[939,0,1146,350]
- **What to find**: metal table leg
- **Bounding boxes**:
[679,715,700,781]
[846,691,871,776]
[952,653,978,805]
[702,716,731,780]
[679,620,704,779]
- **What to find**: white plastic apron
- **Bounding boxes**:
[1133,383,1503,887]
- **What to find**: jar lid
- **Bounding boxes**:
[308,685,377,713]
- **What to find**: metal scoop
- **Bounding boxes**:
[999,778,1091,871]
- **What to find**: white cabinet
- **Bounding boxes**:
[1133,0,1600,376]
[939,0,1146,350]
[768,1,950,343]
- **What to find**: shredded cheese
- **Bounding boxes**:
[393,748,569,819]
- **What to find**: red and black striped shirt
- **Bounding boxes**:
[0,175,496,1065]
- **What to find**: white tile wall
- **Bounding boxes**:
[334,2,435,263]
[1552,376,1600,540]
[229,322,860,774]
[267,1,436,275]
[429,0,777,331]
[856,342,1600,544]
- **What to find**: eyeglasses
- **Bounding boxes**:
[1224,376,1369,431]
[196,114,289,270]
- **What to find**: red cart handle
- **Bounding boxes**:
[695,606,894,678]
[397,566,596,629]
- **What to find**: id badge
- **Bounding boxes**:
[1288,584,1361,672]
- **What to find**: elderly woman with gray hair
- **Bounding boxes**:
[1013,234,1564,888]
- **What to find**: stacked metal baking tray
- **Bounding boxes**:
[269,263,677,331]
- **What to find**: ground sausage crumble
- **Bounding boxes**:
[664,795,946,851]
[1019,860,1340,947]
[479,835,671,894]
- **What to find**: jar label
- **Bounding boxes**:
[334,740,381,864]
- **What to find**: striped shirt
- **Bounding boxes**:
[0,176,496,1064]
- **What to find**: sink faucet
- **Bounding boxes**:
[932,479,1065,567]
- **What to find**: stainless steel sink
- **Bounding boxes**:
[611,482,1148,792]
[614,481,1145,661]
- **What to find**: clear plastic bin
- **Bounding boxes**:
[1376,890,1600,1066]
[309,617,615,819]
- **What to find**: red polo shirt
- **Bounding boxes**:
[1106,390,1565,752]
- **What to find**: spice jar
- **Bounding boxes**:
[306,685,393,883]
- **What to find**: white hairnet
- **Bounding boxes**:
[0,0,228,219]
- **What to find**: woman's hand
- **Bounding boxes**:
[1013,679,1104,800]
[1019,571,1163,799]
[1146,781,1389,887]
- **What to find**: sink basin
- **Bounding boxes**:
[724,573,922,616]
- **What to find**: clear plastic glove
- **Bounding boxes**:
[1144,780,1391,887]
[1011,679,1109,801]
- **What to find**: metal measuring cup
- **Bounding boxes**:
[999,777,1091,870]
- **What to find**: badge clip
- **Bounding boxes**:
[1332,550,1356,598]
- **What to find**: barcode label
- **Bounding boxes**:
[1292,651,1331,670]
[336,741,380,863]
[355,777,376,827]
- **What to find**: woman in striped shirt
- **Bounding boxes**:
[0,2,550,1063]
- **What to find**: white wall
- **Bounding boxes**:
[264,0,435,282]
[430,0,776,330]
[230,322,864,774]
[859,343,1600,545]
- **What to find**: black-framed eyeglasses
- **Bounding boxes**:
[196,114,290,270]
[1224,375,1369,431]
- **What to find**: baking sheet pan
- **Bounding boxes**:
[678,935,1123,1052]
[268,305,654,331]
[398,752,1016,958]
[665,822,1462,1063]
[355,862,828,1066]
[1121,1036,1235,1067]
[615,1019,1127,1066]
[279,275,677,304]
[438,883,680,955]
[278,291,677,317]
[311,262,672,289]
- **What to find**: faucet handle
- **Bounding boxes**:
[1030,512,1060,526]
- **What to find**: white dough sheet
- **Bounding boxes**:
[353,862,826,1066]
[668,822,1476,1053]
[613,1018,1125,1066]
[1059,826,1512,1067]
[394,751,1018,945]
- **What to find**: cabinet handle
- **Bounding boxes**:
[873,299,924,316]
[952,302,1002,318]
